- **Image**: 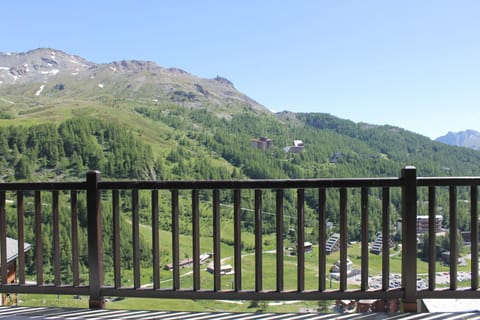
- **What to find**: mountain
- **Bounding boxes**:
[435,130,480,150]
[0,48,265,114]
[2,48,480,184]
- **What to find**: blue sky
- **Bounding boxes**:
[3,1,480,139]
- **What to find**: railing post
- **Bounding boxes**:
[87,171,105,308]
[401,166,418,312]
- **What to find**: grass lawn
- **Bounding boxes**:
[16,237,475,313]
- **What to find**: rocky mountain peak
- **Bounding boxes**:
[0,48,93,84]
[435,129,480,150]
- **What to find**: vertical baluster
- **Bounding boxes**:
[318,188,326,291]
[69,191,79,281]
[192,190,200,291]
[382,187,390,291]
[71,190,79,287]
[339,188,347,291]
[0,191,6,285]
[172,190,180,290]
[276,189,284,292]
[86,170,105,308]
[449,186,457,291]
[297,189,305,292]
[255,189,262,292]
[401,166,417,312]
[428,186,436,290]
[152,189,160,290]
[212,189,221,291]
[471,185,478,290]
[35,191,43,285]
[17,191,26,285]
[132,189,140,289]
[112,190,121,288]
[53,190,61,286]
[234,189,242,291]
[361,187,369,291]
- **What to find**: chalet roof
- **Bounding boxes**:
[5,237,31,264]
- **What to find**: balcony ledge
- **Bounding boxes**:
[0,306,480,319]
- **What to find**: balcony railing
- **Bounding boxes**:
[0,166,479,312]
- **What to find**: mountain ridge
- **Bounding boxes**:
[435,129,480,150]
[0,48,266,114]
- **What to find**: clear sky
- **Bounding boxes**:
[3,1,480,139]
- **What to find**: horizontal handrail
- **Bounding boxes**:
[98,177,402,190]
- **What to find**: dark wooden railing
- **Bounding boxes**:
[0,166,479,312]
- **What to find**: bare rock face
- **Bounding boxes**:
[9,65,28,76]
[213,76,234,88]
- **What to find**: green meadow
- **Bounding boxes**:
[17,237,473,313]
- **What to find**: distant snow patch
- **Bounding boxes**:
[8,73,17,81]
[0,67,9,70]
[69,59,87,67]
[110,67,118,72]
[35,85,45,96]
[98,83,104,88]
[71,72,79,76]
[41,69,59,75]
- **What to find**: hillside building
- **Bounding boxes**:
[206,264,234,275]
[416,215,443,234]
[1,238,31,305]
[291,242,313,255]
[329,258,353,280]
[283,140,304,153]
[304,241,313,253]
[370,232,396,255]
[251,137,273,150]
[325,233,340,254]
[164,258,194,271]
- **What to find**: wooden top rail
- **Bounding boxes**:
[98,177,402,190]
[0,181,86,191]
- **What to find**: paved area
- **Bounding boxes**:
[0,307,479,319]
